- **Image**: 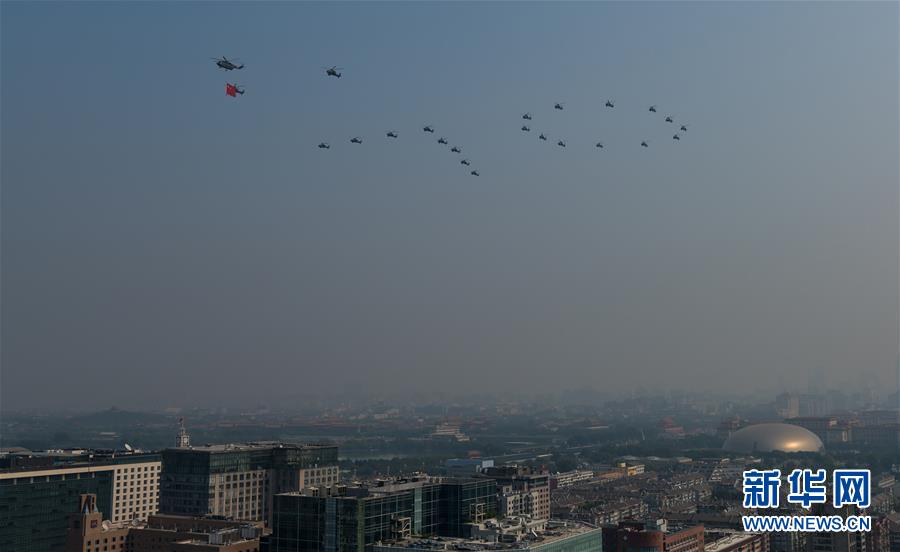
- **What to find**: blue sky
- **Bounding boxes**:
[2,1,897,410]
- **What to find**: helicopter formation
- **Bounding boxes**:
[518,100,691,149]
[300,67,483,176]
[216,58,693,175]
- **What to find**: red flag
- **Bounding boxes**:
[226,83,237,97]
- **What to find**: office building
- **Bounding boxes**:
[0,451,161,552]
[481,466,551,521]
[269,476,498,552]
[159,442,339,523]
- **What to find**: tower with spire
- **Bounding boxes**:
[176,418,191,448]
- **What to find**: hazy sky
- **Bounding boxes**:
[2,1,897,411]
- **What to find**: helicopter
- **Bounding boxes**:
[680,124,689,132]
[212,56,243,70]
[470,170,480,177]
[595,142,604,149]
[641,141,649,147]
[350,137,363,144]
[386,131,398,138]
[665,116,674,123]
[438,137,448,145]
[521,125,531,132]
[225,83,245,97]
[557,140,566,147]
[522,113,533,120]
[324,66,343,78]
[318,142,331,149]
[460,159,471,166]
[423,125,435,133]
[539,133,547,141]
[554,102,564,110]
[605,99,615,108]
[450,146,461,153]
[649,105,657,113]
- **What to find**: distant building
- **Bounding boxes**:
[798,394,827,417]
[884,512,900,552]
[444,457,494,475]
[269,476,498,551]
[643,474,710,513]
[0,451,161,552]
[716,417,747,440]
[602,519,704,552]
[805,503,880,552]
[550,469,595,489]
[788,417,839,443]
[618,463,646,477]
[857,411,899,427]
[430,422,469,442]
[481,465,551,521]
[64,494,262,552]
[159,442,339,524]
[851,424,900,448]
[868,516,891,552]
[658,417,686,439]
[722,423,824,454]
[776,393,801,419]
[594,500,649,525]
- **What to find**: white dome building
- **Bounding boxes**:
[722,423,824,453]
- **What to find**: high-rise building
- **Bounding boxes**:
[776,393,801,419]
[805,504,874,552]
[159,442,339,524]
[480,465,551,521]
[0,451,161,552]
[269,476,498,552]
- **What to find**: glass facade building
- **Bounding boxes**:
[270,478,498,552]
[0,450,160,552]
[159,443,339,523]
[0,470,112,552]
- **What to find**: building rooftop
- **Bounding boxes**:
[705,533,764,552]
[374,521,599,551]
[166,441,335,453]
[0,450,161,475]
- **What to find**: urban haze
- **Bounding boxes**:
[1,1,898,413]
